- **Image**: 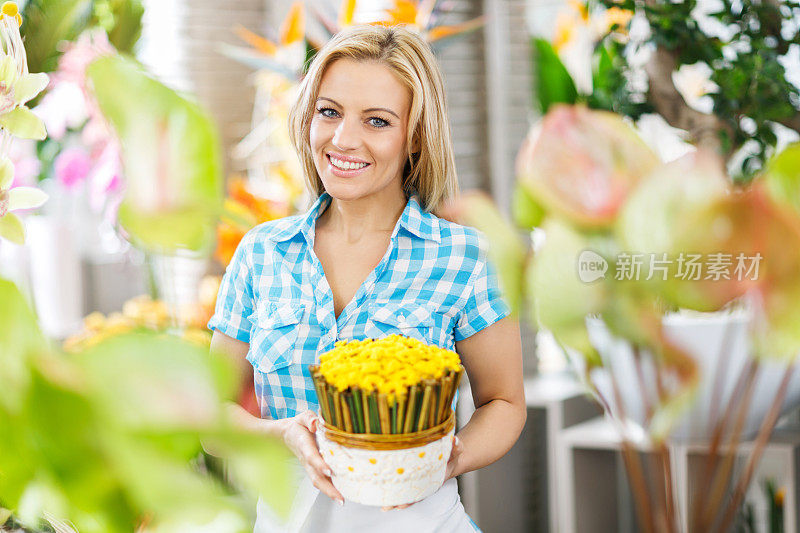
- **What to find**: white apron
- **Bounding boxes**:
[254,462,480,533]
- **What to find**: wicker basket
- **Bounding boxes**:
[315,411,456,506]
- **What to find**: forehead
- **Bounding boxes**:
[317,58,410,115]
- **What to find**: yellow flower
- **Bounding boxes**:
[317,334,462,401]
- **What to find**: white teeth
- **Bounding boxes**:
[330,157,368,171]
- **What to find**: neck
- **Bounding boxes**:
[318,187,408,243]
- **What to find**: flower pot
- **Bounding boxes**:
[582,310,800,443]
[315,412,455,506]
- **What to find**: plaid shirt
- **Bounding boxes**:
[208,192,510,420]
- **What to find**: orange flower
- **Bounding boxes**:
[234,1,304,57]
[214,177,288,266]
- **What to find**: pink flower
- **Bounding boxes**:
[32,81,88,140]
[55,29,115,88]
[54,146,92,189]
[87,140,123,211]
[516,105,660,228]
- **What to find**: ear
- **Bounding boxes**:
[410,133,421,154]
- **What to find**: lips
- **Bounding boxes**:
[326,153,371,176]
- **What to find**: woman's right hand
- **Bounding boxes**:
[281,410,344,505]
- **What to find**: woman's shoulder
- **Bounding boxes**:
[425,211,487,259]
[428,211,483,246]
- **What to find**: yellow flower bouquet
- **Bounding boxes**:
[310,335,464,506]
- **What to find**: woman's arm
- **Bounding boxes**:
[210,330,280,435]
[209,330,344,504]
[448,316,527,479]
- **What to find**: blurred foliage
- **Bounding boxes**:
[20,0,143,74]
[531,38,577,113]
[87,54,224,253]
[0,277,295,532]
[533,0,800,180]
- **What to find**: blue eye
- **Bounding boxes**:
[318,107,339,118]
[368,117,390,128]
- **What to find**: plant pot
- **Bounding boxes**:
[315,412,455,506]
[582,310,800,443]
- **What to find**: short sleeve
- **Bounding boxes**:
[207,233,256,343]
[453,238,512,341]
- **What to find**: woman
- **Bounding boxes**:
[209,25,526,532]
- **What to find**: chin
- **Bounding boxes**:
[321,180,367,201]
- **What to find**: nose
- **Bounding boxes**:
[332,116,361,151]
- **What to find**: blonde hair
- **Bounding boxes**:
[288,25,458,212]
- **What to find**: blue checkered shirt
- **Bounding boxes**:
[208,192,511,420]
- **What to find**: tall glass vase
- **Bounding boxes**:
[148,249,209,330]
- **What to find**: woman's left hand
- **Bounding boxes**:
[381,435,464,512]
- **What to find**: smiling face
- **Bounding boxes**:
[310,58,413,205]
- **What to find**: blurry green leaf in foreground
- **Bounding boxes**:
[511,182,545,230]
[440,191,527,316]
[764,142,800,215]
[530,219,608,366]
[87,55,223,253]
[0,278,47,410]
[0,279,294,532]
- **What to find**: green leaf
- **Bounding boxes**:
[530,219,608,366]
[0,212,25,244]
[0,277,47,411]
[201,427,296,521]
[764,142,800,214]
[450,192,527,316]
[96,0,145,53]
[19,0,94,74]
[87,55,223,253]
[8,186,48,211]
[532,37,577,114]
[0,156,13,190]
[13,72,50,104]
[75,333,238,430]
[0,106,47,140]
[511,183,545,230]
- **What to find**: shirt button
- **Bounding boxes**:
[397,314,406,323]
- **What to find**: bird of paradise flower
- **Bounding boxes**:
[221,0,485,79]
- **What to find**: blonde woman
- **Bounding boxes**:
[209,25,526,532]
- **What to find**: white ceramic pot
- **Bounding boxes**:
[315,425,454,506]
[583,310,800,443]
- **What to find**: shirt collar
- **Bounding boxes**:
[268,191,441,245]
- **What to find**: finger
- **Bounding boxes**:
[298,410,318,432]
[306,464,344,504]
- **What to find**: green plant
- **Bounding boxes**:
[20,0,143,74]
[0,277,295,533]
[533,0,800,180]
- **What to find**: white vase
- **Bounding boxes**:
[581,310,800,443]
[149,250,209,328]
[26,215,85,339]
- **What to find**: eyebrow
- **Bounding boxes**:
[316,97,400,119]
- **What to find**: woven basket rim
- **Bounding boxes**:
[321,410,455,450]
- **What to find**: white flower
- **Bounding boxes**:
[0,156,47,243]
[0,15,48,139]
[671,62,719,115]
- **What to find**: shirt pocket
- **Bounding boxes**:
[366,300,435,344]
[247,299,305,373]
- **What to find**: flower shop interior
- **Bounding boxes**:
[3,0,800,532]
